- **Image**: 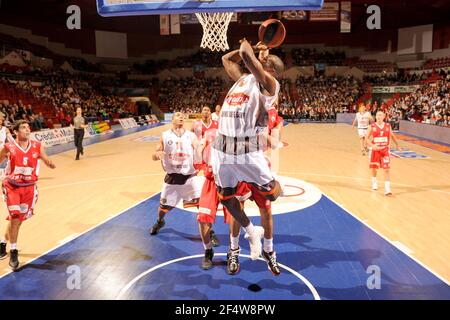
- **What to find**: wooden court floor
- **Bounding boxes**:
[0,123,448,283]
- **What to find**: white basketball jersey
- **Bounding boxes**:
[356,112,371,129]
[0,127,7,149]
[219,74,280,137]
[211,112,219,121]
[161,129,196,175]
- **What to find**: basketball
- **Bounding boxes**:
[258,19,286,48]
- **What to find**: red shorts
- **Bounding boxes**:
[197,176,232,225]
[229,182,271,209]
[370,147,390,169]
[248,184,272,210]
[2,180,39,221]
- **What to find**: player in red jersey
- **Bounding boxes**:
[191,106,221,269]
[192,105,219,140]
[365,111,401,196]
[0,120,56,270]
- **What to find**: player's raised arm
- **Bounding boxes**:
[222,49,244,82]
[40,145,56,169]
[239,39,277,96]
[152,136,165,161]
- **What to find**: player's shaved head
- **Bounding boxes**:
[266,54,285,79]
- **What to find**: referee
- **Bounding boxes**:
[71,106,87,160]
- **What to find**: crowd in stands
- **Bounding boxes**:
[157,77,224,113]
[291,48,346,66]
[0,71,134,130]
[0,94,45,131]
[389,72,450,126]
[279,75,361,122]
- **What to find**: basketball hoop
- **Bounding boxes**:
[195,12,234,52]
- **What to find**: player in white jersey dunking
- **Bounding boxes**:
[149,112,203,235]
[352,104,372,155]
[211,39,284,261]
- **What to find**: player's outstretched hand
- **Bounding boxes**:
[47,161,56,169]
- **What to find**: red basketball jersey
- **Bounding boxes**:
[192,119,218,139]
[201,120,218,138]
[268,107,282,132]
[4,140,41,186]
[371,122,391,149]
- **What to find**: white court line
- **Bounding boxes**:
[279,171,450,196]
[311,189,450,286]
[0,193,159,280]
[115,253,320,300]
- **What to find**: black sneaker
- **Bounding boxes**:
[210,230,219,247]
[81,149,84,155]
[9,249,19,271]
[226,248,240,275]
[201,248,214,270]
[0,242,6,260]
[262,250,281,276]
[149,218,165,235]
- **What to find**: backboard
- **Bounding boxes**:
[97,0,324,17]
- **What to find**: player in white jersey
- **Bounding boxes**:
[0,113,13,179]
[352,104,373,155]
[211,39,284,261]
[149,112,203,235]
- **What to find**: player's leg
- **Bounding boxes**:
[259,206,280,275]
[80,129,85,155]
[384,169,392,195]
[149,204,174,235]
[251,186,281,275]
[360,136,366,155]
[1,181,21,264]
[369,150,380,190]
[7,218,21,270]
[371,168,378,190]
[227,215,241,275]
[74,129,81,160]
[150,177,188,235]
[212,148,264,260]
[0,222,9,260]
[197,176,219,270]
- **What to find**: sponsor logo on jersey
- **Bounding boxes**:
[226,93,250,106]
[13,166,34,175]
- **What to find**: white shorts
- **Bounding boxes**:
[211,148,274,189]
[160,175,204,207]
[358,128,368,138]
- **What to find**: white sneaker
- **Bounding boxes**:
[385,189,392,196]
[372,182,378,190]
[244,226,264,260]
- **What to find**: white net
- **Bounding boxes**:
[195,12,234,52]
